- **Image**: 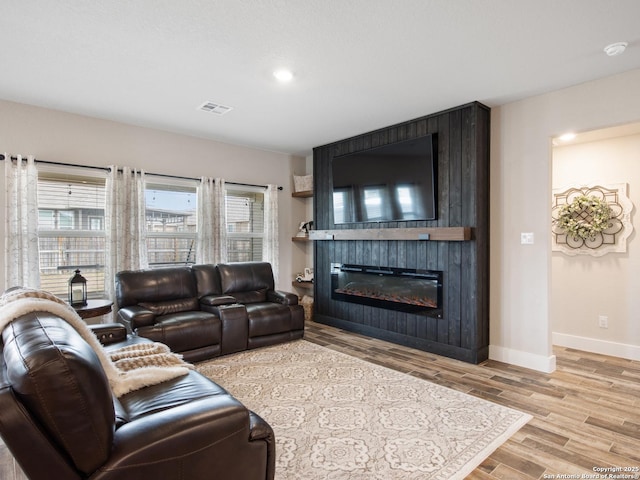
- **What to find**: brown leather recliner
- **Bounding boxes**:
[0,312,275,480]
[115,266,222,362]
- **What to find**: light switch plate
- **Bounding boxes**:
[521,232,534,244]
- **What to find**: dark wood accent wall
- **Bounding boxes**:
[312,102,490,363]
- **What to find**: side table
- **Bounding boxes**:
[72,299,114,321]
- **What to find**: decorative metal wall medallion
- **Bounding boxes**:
[551,183,634,256]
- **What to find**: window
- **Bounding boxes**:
[226,187,264,262]
[333,190,346,224]
[58,210,75,229]
[38,210,55,229]
[37,172,106,298]
[396,185,422,219]
[363,186,387,221]
[145,181,197,267]
[89,216,103,230]
[36,171,265,296]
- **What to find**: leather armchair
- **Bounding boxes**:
[0,313,275,480]
[115,267,222,362]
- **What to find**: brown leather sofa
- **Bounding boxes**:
[0,312,275,480]
[116,262,304,360]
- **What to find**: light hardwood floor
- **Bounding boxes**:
[2,320,639,479]
[303,320,640,479]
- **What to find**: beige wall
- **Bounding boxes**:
[4,67,640,370]
[551,131,640,359]
[1,99,308,292]
[491,67,640,372]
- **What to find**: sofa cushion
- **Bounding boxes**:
[115,267,197,308]
[231,289,269,304]
[217,262,274,302]
[192,264,222,297]
[136,313,221,352]
[139,297,199,316]
[245,303,292,337]
[2,313,114,475]
[118,370,229,421]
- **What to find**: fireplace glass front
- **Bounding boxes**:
[330,263,443,317]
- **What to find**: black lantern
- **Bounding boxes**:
[69,269,87,306]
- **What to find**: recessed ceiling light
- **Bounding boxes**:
[604,42,628,57]
[559,133,576,142]
[273,69,294,82]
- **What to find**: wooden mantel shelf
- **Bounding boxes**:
[309,227,472,242]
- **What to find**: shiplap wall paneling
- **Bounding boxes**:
[312,102,490,363]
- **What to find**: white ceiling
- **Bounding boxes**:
[2,0,640,157]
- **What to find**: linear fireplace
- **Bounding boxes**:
[330,263,443,317]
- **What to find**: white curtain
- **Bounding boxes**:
[196,177,227,264]
[263,184,279,283]
[4,154,40,289]
[104,166,148,302]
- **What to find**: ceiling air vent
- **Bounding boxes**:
[197,101,233,115]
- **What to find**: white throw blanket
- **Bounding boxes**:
[0,288,192,397]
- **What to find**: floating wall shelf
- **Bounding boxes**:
[292,190,313,198]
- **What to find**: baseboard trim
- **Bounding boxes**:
[489,345,557,373]
[552,332,640,361]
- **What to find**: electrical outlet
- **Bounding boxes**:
[598,315,608,328]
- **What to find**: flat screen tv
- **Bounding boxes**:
[331,134,437,224]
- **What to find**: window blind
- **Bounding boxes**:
[226,188,264,262]
[37,173,106,298]
[145,182,197,267]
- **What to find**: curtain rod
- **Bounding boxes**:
[0,154,283,190]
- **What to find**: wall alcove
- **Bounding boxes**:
[312,101,490,363]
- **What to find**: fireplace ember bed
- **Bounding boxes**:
[330,263,443,317]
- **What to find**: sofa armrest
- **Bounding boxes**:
[101,395,273,479]
[199,294,237,308]
[249,411,276,479]
[203,303,248,355]
[249,411,274,442]
[117,305,156,332]
[90,323,128,345]
[267,290,299,306]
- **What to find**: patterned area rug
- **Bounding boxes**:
[197,340,531,480]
